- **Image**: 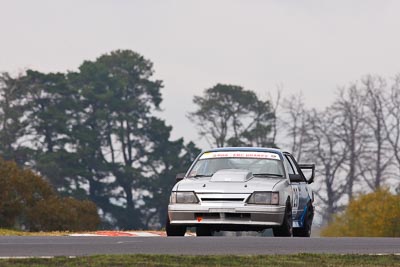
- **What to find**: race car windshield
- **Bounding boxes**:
[188,157,284,178]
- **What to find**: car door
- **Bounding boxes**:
[283,153,309,226]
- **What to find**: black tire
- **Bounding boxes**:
[196,225,213,236]
[166,215,186,236]
[293,202,314,237]
[273,200,293,237]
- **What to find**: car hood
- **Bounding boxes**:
[176,173,285,194]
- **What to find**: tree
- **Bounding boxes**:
[190,84,276,147]
[305,109,348,222]
[383,74,400,186]
[331,85,367,201]
[266,87,282,147]
[70,50,196,229]
[281,92,308,162]
[19,70,72,154]
[360,75,391,191]
[16,70,82,192]
[0,73,30,165]
[321,189,400,237]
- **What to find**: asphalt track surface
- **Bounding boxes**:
[0,237,399,256]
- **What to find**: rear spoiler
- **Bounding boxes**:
[298,164,315,184]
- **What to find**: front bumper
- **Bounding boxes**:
[168,203,285,227]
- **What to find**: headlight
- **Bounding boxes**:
[247,192,279,205]
[170,191,199,204]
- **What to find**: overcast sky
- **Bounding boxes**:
[1,0,400,149]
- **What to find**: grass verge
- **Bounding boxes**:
[0,254,399,267]
[0,229,69,236]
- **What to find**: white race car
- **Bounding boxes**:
[167,147,315,237]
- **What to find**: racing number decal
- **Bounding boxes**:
[292,186,300,209]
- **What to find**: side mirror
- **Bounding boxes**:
[175,173,185,182]
[299,164,315,184]
[289,174,304,183]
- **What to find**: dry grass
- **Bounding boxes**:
[0,254,399,267]
[0,228,71,236]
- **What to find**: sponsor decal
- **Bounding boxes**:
[200,151,280,160]
[292,185,300,210]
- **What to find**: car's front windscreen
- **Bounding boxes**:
[188,151,284,178]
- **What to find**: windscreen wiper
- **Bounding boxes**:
[253,173,283,177]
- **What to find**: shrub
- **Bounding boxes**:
[321,189,400,237]
[27,197,100,231]
[0,157,100,231]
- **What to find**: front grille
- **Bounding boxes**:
[200,198,244,202]
[194,212,251,221]
[225,213,250,219]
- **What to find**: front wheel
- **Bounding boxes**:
[273,201,293,237]
[166,215,186,236]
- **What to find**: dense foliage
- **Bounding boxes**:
[0,50,200,229]
[321,189,400,237]
[0,157,100,231]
